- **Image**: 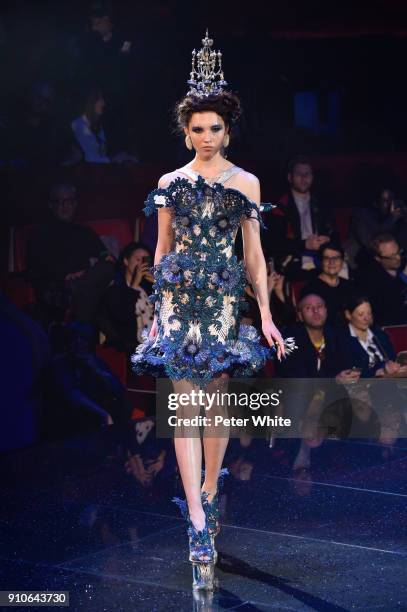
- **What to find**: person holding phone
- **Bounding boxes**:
[96,242,154,352]
[338,295,406,378]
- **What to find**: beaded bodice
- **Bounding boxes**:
[143,166,271,265]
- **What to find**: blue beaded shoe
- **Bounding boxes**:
[201,468,229,563]
[172,497,216,591]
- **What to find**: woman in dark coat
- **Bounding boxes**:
[339,295,400,378]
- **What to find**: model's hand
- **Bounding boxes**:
[261,314,285,360]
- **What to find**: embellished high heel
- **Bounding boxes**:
[172,497,216,591]
[201,468,229,564]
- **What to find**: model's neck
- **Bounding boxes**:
[189,154,230,177]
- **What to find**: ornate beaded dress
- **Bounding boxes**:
[131,165,287,383]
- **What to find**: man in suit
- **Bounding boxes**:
[263,156,336,280]
[355,233,407,326]
[276,293,359,381]
[27,183,115,327]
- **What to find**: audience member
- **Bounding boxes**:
[263,156,336,281]
[70,88,137,164]
[338,295,405,378]
[85,1,132,101]
[75,1,139,155]
[346,188,407,268]
[355,233,407,326]
[301,242,355,325]
[276,293,358,382]
[97,242,154,352]
[70,89,110,163]
[27,183,115,327]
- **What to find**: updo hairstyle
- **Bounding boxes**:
[174,90,242,132]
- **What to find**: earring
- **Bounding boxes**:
[185,135,193,151]
[223,134,230,148]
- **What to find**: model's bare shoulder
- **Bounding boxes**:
[231,169,260,201]
[158,169,189,189]
[158,171,177,189]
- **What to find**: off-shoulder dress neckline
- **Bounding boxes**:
[175,164,241,186]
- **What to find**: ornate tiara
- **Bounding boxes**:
[187,30,228,97]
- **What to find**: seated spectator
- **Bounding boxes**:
[301,242,355,325]
[346,188,407,268]
[27,183,115,327]
[69,88,137,165]
[263,155,337,281]
[338,295,406,378]
[70,89,110,163]
[48,321,131,435]
[276,293,359,382]
[355,233,407,326]
[97,242,154,352]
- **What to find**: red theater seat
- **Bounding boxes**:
[382,325,407,354]
[291,281,306,304]
[81,219,133,253]
[333,207,352,243]
[95,345,128,386]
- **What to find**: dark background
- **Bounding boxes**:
[2,0,407,268]
[1,0,407,156]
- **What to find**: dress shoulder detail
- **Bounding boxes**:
[143,177,193,216]
[143,175,274,229]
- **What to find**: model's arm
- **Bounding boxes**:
[240,173,285,359]
[155,207,174,265]
[154,172,175,265]
[148,174,175,339]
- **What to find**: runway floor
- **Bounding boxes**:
[1,423,406,611]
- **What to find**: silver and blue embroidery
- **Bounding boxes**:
[131,176,286,382]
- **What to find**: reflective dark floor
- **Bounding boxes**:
[1,422,406,611]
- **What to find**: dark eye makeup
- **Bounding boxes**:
[191,125,223,133]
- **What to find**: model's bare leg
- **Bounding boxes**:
[172,378,205,531]
[202,372,230,502]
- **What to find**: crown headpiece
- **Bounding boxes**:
[187,30,228,97]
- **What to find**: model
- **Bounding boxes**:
[132,31,296,591]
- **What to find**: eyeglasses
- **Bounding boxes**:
[322,255,342,263]
[378,249,402,260]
